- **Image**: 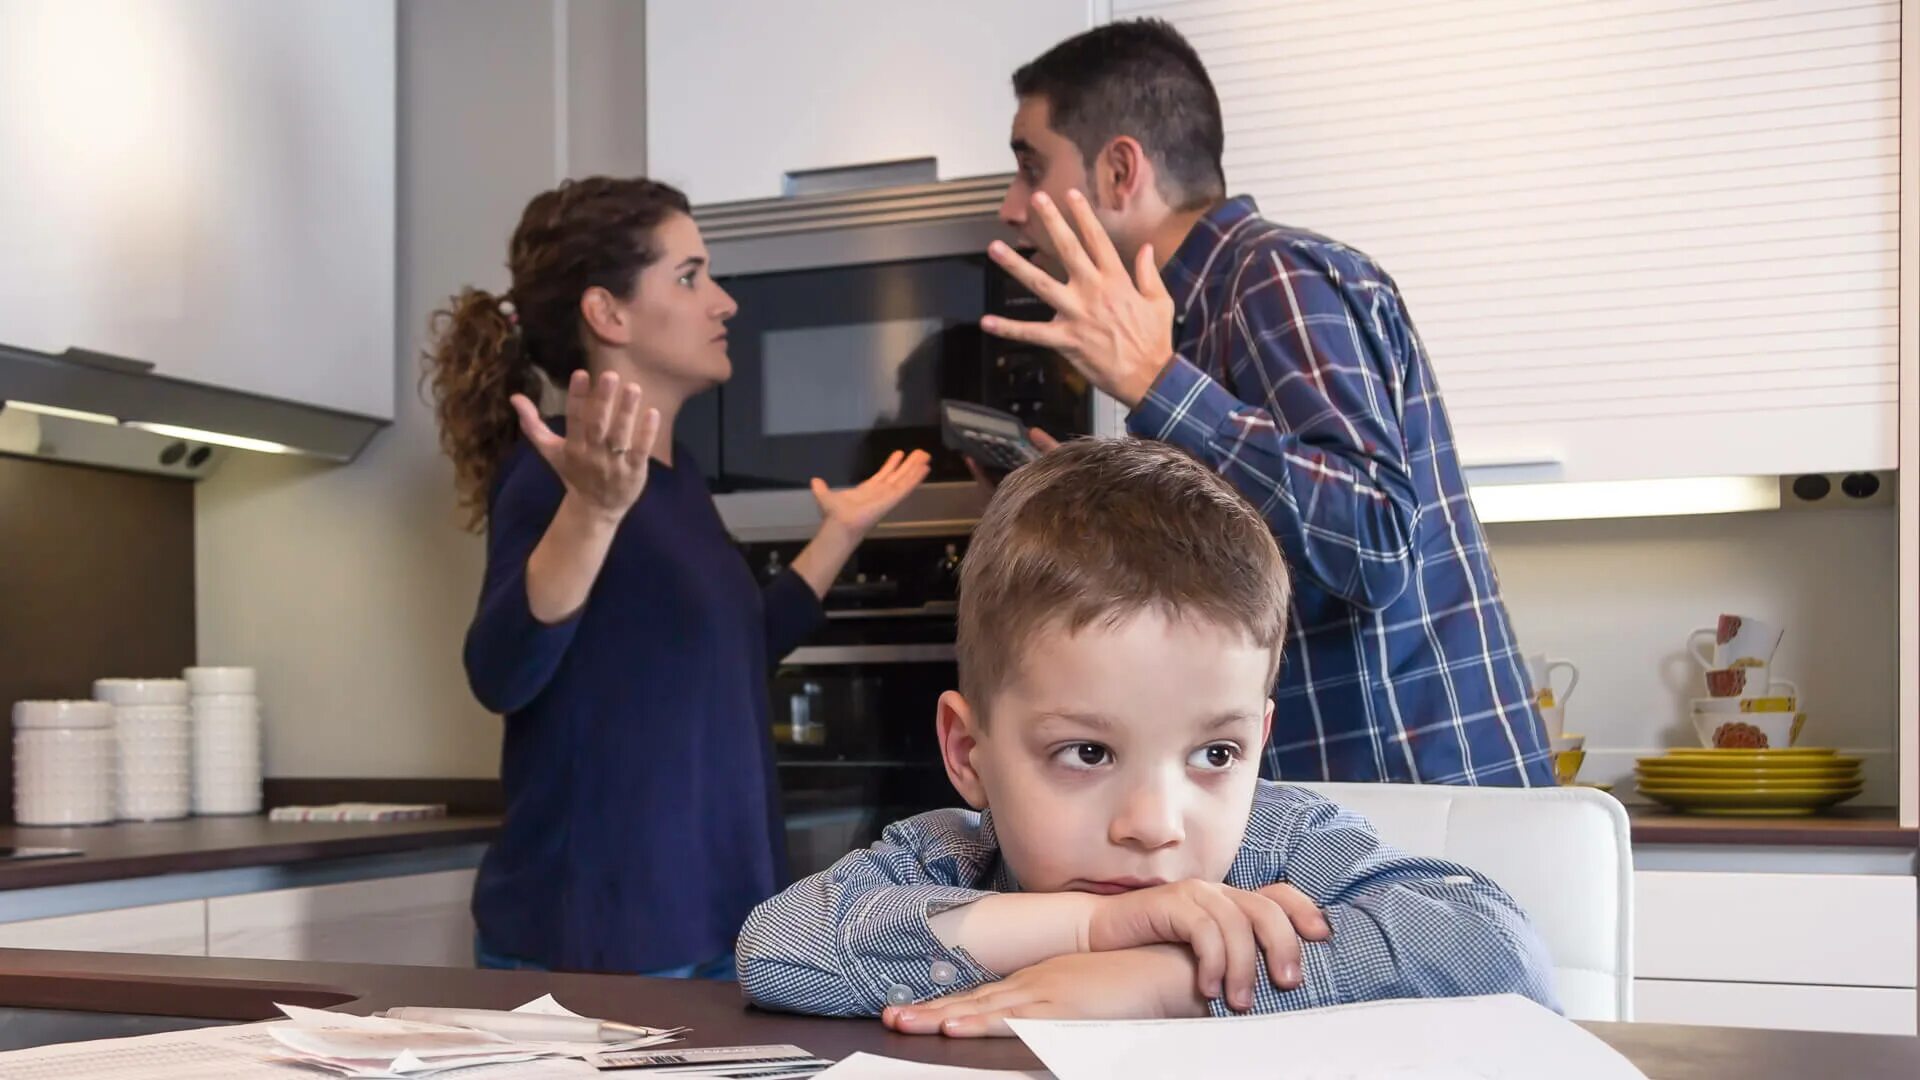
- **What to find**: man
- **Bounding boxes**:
[979,19,1552,786]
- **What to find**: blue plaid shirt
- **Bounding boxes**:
[736,782,1558,1018]
[1131,197,1552,786]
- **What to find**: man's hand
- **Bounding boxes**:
[1085,880,1329,1010]
[881,946,1207,1038]
[980,189,1175,410]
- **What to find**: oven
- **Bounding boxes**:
[749,534,969,879]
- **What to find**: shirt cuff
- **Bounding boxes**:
[841,886,1002,1010]
[1206,938,1340,1017]
[1125,355,1240,462]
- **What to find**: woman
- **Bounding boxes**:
[424,177,930,976]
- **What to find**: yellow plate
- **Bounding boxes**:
[1636,765,1859,781]
[1636,776,1862,792]
[1660,748,1836,757]
[1636,785,1862,814]
[1639,753,1859,769]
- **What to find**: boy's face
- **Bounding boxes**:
[937,610,1274,894]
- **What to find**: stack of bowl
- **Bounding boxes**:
[186,666,263,816]
[94,677,191,821]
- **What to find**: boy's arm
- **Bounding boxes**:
[735,810,1011,1017]
[1225,790,1562,1017]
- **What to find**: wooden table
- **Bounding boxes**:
[1,949,1915,1077]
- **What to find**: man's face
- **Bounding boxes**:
[998,95,1102,272]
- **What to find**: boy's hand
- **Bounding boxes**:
[881,946,1206,1037]
[1084,880,1330,1011]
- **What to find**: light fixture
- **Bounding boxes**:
[4,400,120,426]
[122,420,292,455]
[1470,475,1780,524]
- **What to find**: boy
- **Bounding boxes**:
[736,440,1557,1036]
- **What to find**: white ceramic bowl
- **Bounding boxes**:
[184,667,256,695]
[12,700,113,729]
[93,679,189,707]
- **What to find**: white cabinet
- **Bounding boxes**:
[645,0,1091,206]
[207,868,476,968]
[0,1,396,420]
[1632,870,1917,1036]
[0,899,206,957]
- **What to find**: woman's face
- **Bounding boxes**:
[609,211,738,393]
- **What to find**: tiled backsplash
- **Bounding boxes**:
[0,455,195,821]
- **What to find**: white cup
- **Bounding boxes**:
[1687,614,1784,671]
[184,667,256,696]
[1537,703,1567,743]
[1525,654,1578,709]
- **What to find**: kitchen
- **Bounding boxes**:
[0,0,1916,1076]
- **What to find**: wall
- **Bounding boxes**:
[1492,505,1901,804]
[194,0,646,778]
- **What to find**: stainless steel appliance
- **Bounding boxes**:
[686,175,1124,542]
[751,534,968,879]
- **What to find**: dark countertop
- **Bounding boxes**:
[1627,806,1917,848]
[0,815,500,891]
[0,948,1915,1077]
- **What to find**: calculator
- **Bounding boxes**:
[940,399,1044,472]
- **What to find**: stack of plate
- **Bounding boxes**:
[1635,749,1863,816]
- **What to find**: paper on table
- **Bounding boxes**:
[1007,995,1648,1080]
[815,1052,1054,1079]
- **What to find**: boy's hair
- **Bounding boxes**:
[957,438,1290,718]
[1011,19,1226,211]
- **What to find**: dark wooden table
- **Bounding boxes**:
[1,948,1914,1077]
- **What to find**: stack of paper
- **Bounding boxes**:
[265,998,683,1077]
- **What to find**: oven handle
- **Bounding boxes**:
[781,644,956,665]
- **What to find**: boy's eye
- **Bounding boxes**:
[1189,743,1240,771]
[1054,742,1111,769]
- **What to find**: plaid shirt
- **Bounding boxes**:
[1131,197,1553,786]
[735,781,1559,1018]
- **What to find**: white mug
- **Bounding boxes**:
[1687,614,1784,671]
[1525,654,1578,710]
[1704,665,1797,701]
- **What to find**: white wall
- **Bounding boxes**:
[195,0,645,777]
[1492,506,1901,803]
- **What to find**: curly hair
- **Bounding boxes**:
[421,177,692,529]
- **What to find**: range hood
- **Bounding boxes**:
[0,341,386,480]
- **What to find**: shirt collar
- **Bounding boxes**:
[1161,195,1260,324]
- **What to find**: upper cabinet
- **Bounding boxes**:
[1122,0,1901,483]
[645,0,1093,207]
[0,1,396,421]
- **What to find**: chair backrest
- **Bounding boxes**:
[1296,782,1634,1021]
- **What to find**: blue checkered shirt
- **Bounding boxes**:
[736,781,1559,1018]
[1130,197,1553,786]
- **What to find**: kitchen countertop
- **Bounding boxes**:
[0,815,499,891]
[1626,806,1916,848]
[0,948,1914,1077]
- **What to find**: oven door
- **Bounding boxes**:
[695,256,995,492]
[772,643,960,879]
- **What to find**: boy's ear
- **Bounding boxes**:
[936,690,989,810]
[1261,699,1274,751]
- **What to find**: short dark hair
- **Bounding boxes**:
[1012,19,1225,210]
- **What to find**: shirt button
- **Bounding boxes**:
[929,960,958,986]
[886,983,916,1007]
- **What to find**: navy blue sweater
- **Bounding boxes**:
[465,434,822,972]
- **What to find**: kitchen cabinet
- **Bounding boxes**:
[0,0,396,420]
[1119,0,1901,483]
[0,899,206,957]
[645,0,1092,206]
[206,868,476,968]
[1633,870,1917,1035]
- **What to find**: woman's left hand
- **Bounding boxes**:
[811,450,932,536]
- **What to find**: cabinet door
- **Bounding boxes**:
[646,0,1090,205]
[207,869,476,968]
[0,1,396,419]
[1635,871,1917,988]
[1636,979,1917,1037]
[0,900,207,956]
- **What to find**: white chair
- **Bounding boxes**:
[1297,782,1634,1022]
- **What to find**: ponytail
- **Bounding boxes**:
[422,288,537,530]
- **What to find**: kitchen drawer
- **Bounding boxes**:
[0,899,206,956]
[1636,979,1917,1037]
[1635,871,1916,988]
[207,868,476,967]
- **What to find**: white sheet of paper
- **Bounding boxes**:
[1007,995,1647,1080]
[816,1052,1054,1079]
